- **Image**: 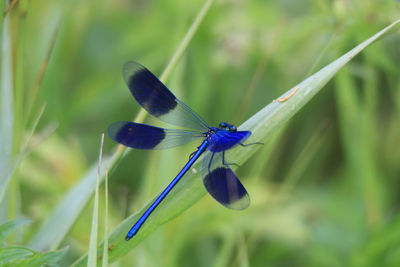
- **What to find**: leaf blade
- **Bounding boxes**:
[87,134,104,267]
[0,6,14,206]
[0,218,31,243]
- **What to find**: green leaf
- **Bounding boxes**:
[0,246,67,267]
[14,247,68,267]
[0,218,31,243]
[0,246,35,265]
[71,19,400,266]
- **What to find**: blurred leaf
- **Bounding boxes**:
[71,17,400,267]
[0,5,14,205]
[0,218,31,243]
[0,104,49,207]
[15,247,68,267]
[0,246,67,267]
[0,246,34,265]
[351,213,400,267]
[0,0,5,29]
[27,152,118,251]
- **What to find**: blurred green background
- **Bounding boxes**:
[2,0,400,266]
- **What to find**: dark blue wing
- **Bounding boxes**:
[123,62,209,131]
[208,130,251,152]
[108,121,203,150]
[201,152,250,210]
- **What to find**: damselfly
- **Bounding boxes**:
[109,62,258,241]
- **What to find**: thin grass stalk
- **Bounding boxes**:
[101,168,109,267]
[87,134,104,266]
[0,0,14,205]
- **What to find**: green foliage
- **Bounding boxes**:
[0,219,30,243]
[1,0,400,266]
[0,246,68,266]
[0,219,67,266]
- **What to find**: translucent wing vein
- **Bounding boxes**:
[123,62,209,130]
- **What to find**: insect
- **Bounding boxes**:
[108,62,258,241]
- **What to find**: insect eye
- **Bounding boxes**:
[220,122,236,131]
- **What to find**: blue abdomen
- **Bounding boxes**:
[208,130,251,152]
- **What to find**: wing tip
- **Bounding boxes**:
[122,61,149,82]
[227,194,250,210]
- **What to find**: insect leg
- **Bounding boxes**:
[221,151,239,167]
[208,152,215,172]
[239,142,264,147]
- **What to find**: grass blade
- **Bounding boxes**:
[71,18,400,266]
[0,6,14,205]
[28,151,120,251]
[16,247,68,267]
[0,218,31,242]
[159,0,215,83]
[0,246,68,266]
[25,19,61,119]
[101,168,109,267]
[0,247,34,265]
[87,134,104,267]
[0,104,48,204]
[0,0,6,40]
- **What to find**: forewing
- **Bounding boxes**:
[201,152,250,210]
[123,62,209,131]
[108,121,203,150]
